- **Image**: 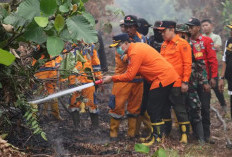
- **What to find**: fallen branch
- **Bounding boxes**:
[210,106,232,149]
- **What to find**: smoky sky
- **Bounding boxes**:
[114,0,192,25]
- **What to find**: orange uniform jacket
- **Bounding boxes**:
[112,43,179,90]
[69,46,102,85]
[160,35,192,87]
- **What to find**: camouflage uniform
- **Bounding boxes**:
[187,42,208,141]
[187,52,208,123]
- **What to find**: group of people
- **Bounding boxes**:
[34,14,232,147]
[102,15,232,146]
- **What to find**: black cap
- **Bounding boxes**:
[156,21,176,30]
[124,15,138,26]
[186,18,201,26]
[152,21,162,29]
[109,33,129,48]
[137,18,151,36]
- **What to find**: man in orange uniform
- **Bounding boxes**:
[68,43,102,129]
[158,21,192,144]
[108,15,146,140]
[104,34,179,146]
[34,55,63,120]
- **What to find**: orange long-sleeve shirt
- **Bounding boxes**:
[112,43,179,90]
[160,35,192,87]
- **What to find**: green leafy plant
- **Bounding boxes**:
[1,0,97,57]
[222,0,232,26]
[134,143,150,154]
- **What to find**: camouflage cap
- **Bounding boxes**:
[176,24,189,33]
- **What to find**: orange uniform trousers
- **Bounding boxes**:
[69,85,98,113]
[109,82,143,119]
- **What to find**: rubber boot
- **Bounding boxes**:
[71,110,80,130]
[179,122,190,144]
[142,112,152,134]
[110,118,120,139]
[51,99,63,120]
[193,122,205,144]
[171,109,179,128]
[163,119,172,137]
[135,115,142,136]
[139,112,152,142]
[128,117,137,138]
[142,121,164,146]
[90,113,99,129]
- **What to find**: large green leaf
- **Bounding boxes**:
[46,36,64,56]
[0,6,8,21]
[40,0,57,16]
[0,48,16,66]
[134,144,150,154]
[24,21,47,44]
[82,12,95,27]
[54,14,65,33]
[66,15,98,43]
[34,16,49,27]
[3,13,26,27]
[152,148,167,157]
[60,28,72,41]
[59,3,70,13]
[17,0,40,21]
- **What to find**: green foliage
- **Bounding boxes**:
[23,104,47,141]
[152,148,167,157]
[134,144,150,154]
[66,15,98,43]
[40,0,57,16]
[82,12,96,27]
[0,0,98,144]
[1,0,97,56]
[3,12,26,27]
[46,36,64,56]
[34,16,49,27]
[60,50,86,78]
[0,48,15,66]
[0,6,8,22]
[222,0,232,26]
[17,0,40,21]
[54,14,65,33]
[23,21,47,44]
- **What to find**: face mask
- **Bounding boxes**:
[116,46,125,55]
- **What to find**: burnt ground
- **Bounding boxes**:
[6,78,232,156]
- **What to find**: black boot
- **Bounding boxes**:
[71,111,80,130]
[142,121,164,146]
[193,122,205,144]
[90,113,99,129]
[203,124,215,144]
[163,119,172,136]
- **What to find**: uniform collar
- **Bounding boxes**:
[163,34,179,44]
[171,34,179,43]
[191,34,203,41]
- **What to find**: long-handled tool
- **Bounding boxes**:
[28,80,103,104]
